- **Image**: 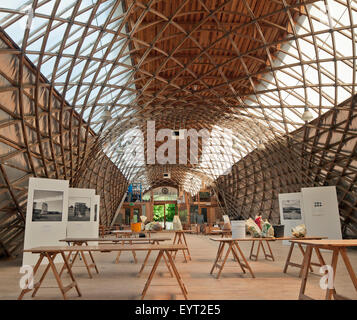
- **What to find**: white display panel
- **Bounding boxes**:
[66,188,96,238]
[23,178,69,266]
[301,186,342,239]
[278,192,304,245]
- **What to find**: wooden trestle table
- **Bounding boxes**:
[111,230,157,238]
[18,244,188,300]
[172,230,192,262]
[291,239,357,300]
[210,238,256,279]
[59,237,171,277]
[248,236,327,276]
[210,230,232,238]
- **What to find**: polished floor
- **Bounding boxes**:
[0,234,356,300]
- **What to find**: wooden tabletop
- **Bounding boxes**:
[272,236,327,241]
[111,230,157,233]
[172,230,193,233]
[60,237,170,242]
[290,239,357,247]
[210,237,274,242]
[24,244,187,253]
[210,236,327,242]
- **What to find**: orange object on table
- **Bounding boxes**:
[131,222,142,232]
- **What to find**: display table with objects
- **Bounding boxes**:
[291,239,357,300]
[18,244,188,300]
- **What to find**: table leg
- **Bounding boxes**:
[138,250,152,276]
[79,250,93,278]
[217,241,225,262]
[325,248,339,300]
[298,244,314,277]
[234,242,255,278]
[18,253,45,300]
[115,240,125,263]
[162,252,174,277]
[340,247,357,292]
[165,250,188,299]
[182,233,191,261]
[60,251,82,298]
[283,242,295,273]
[172,232,178,259]
[141,250,164,299]
[130,240,138,264]
[59,250,80,276]
[31,259,52,298]
[137,241,173,278]
[314,247,326,267]
[174,234,187,262]
[216,242,233,279]
[298,245,313,299]
[249,240,262,261]
[265,241,275,261]
[210,242,225,274]
[30,251,80,300]
[231,245,246,274]
[87,250,99,274]
[249,241,255,260]
[179,234,188,262]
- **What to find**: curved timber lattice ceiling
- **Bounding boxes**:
[0,0,357,256]
[1,0,356,191]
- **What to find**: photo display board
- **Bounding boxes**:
[278,192,305,245]
[301,186,342,239]
[23,178,69,266]
[23,179,101,265]
[66,188,96,238]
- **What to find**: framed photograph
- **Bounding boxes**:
[32,190,63,222]
[281,199,302,220]
[68,197,91,221]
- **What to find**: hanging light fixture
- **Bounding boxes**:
[301,106,313,122]
[101,107,112,121]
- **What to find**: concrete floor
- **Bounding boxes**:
[0,234,356,300]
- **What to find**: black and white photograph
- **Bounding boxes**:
[68,197,91,221]
[282,199,302,220]
[32,190,63,222]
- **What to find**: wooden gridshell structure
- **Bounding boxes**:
[0,0,356,257]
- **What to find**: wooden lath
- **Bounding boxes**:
[0,0,356,257]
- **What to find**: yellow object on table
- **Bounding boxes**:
[131,222,142,232]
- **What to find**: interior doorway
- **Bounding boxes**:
[153,203,176,229]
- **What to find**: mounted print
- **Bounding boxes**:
[281,199,302,220]
[32,190,63,222]
[68,197,91,221]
